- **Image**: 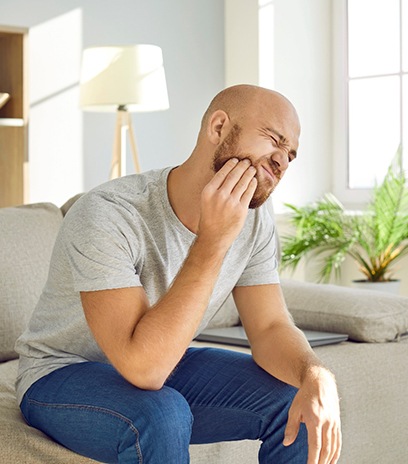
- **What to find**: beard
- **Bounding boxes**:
[212,124,281,209]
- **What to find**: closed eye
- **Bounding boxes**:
[270,136,296,162]
[288,150,297,162]
[262,126,297,161]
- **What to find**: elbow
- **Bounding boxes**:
[120,365,168,391]
[132,376,165,391]
[111,345,175,391]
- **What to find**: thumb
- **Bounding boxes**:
[283,413,300,446]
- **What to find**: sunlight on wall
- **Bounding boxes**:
[224,0,332,214]
[225,0,259,86]
[28,8,83,206]
[258,0,274,89]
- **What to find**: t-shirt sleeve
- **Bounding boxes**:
[235,208,280,287]
[61,192,142,292]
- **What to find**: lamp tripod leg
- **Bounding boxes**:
[110,111,124,180]
[126,112,141,173]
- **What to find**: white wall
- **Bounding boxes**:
[225,0,259,86]
[272,0,332,213]
[225,0,332,214]
[1,0,225,205]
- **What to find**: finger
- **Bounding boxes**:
[216,159,253,194]
[330,427,342,464]
[325,425,338,464]
[231,165,257,198]
[283,413,300,447]
[206,158,239,191]
[317,423,332,464]
[326,420,341,464]
[240,177,257,208]
[306,426,322,464]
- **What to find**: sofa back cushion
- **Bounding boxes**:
[282,278,408,342]
[0,203,62,361]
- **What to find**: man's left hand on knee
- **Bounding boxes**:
[283,366,342,464]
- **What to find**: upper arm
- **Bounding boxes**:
[232,284,295,345]
[80,287,150,382]
[64,193,142,293]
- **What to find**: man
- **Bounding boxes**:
[16,85,341,463]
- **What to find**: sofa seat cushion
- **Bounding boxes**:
[282,278,408,342]
[0,203,63,361]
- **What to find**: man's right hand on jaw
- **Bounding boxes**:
[197,158,257,251]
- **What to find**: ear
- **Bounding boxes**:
[206,110,230,145]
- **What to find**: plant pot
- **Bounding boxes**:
[351,279,401,294]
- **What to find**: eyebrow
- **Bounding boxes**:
[265,127,297,159]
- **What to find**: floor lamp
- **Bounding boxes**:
[79,44,169,179]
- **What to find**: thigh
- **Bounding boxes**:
[165,347,300,444]
[21,362,193,464]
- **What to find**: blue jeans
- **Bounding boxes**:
[20,347,308,463]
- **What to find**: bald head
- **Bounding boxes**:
[200,84,299,134]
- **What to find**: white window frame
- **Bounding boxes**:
[332,0,407,208]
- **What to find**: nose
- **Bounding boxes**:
[270,149,289,172]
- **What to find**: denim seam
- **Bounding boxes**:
[27,398,143,463]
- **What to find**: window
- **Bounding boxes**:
[335,0,407,201]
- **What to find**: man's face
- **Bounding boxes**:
[212,123,292,208]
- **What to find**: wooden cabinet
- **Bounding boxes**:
[0,25,28,207]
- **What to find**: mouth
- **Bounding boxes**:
[261,164,276,181]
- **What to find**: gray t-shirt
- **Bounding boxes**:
[15,167,279,404]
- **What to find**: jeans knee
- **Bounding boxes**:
[124,387,192,463]
[160,389,193,435]
[149,387,193,437]
[116,387,193,463]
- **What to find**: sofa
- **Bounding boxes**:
[1,199,408,464]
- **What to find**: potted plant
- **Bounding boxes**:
[280,148,408,291]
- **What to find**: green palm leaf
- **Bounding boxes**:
[280,147,408,282]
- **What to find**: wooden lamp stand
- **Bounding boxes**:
[110,105,141,179]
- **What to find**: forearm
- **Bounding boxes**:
[128,160,256,388]
[127,236,228,388]
[234,284,341,460]
[251,323,334,389]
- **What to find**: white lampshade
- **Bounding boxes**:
[79,44,169,112]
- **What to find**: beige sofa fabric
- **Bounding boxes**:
[0,203,63,361]
[282,278,408,342]
[314,337,408,463]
